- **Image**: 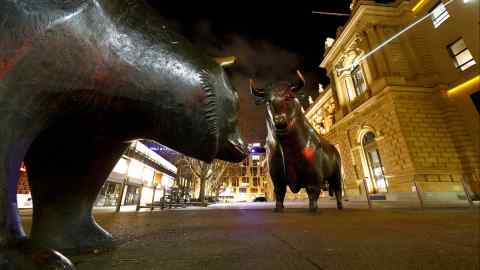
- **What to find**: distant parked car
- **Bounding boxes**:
[207,197,219,203]
[17,194,33,209]
[253,196,267,202]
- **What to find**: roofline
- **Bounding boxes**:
[320,3,409,69]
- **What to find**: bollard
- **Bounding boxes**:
[412,176,424,209]
[363,177,372,209]
[460,175,474,207]
[151,185,157,211]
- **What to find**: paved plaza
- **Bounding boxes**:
[20,203,479,270]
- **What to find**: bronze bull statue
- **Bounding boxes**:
[250,71,343,212]
[0,0,247,269]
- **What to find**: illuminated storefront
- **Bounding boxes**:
[95,141,177,209]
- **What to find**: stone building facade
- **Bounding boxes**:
[219,144,273,202]
[306,0,479,200]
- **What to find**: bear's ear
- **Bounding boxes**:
[214,56,236,67]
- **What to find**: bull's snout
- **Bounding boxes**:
[274,114,288,130]
[216,133,248,163]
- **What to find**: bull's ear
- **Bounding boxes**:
[250,79,266,105]
[255,98,266,105]
[214,56,236,67]
[290,70,305,92]
[250,79,265,98]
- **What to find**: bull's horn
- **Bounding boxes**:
[214,56,236,67]
[249,79,265,98]
[290,69,305,92]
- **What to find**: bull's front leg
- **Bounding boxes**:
[335,189,343,210]
[273,185,286,212]
[306,187,320,212]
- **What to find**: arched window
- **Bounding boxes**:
[362,131,388,193]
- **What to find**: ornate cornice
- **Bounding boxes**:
[320,3,410,69]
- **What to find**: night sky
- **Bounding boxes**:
[146,1,351,144]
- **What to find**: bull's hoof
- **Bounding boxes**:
[308,207,318,213]
[337,203,344,210]
[0,248,75,270]
[273,207,284,213]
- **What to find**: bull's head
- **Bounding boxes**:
[250,70,305,136]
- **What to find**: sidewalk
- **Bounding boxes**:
[18,198,477,217]
[64,207,480,270]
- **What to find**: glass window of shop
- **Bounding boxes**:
[95,182,123,207]
[124,185,140,205]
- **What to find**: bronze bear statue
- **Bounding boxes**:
[0,0,247,268]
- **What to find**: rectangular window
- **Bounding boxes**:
[351,65,367,96]
[242,177,249,183]
[231,177,239,187]
[431,2,450,28]
[250,167,258,176]
[448,38,477,71]
[241,167,247,176]
[344,78,355,101]
[253,177,260,187]
[239,187,247,193]
[124,186,140,205]
[471,91,480,114]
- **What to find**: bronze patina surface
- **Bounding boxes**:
[0,1,247,268]
[250,71,343,212]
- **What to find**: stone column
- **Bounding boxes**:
[357,30,379,83]
[365,25,390,78]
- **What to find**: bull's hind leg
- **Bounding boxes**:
[26,128,128,252]
[273,185,286,212]
[328,171,344,210]
[306,187,320,212]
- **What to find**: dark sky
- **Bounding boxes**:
[146,1,351,144]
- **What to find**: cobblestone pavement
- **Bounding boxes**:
[21,206,479,270]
